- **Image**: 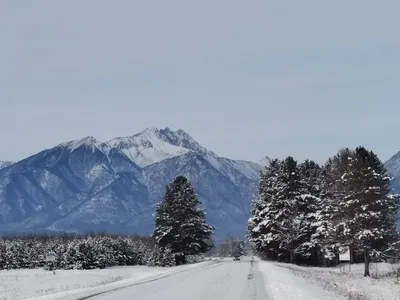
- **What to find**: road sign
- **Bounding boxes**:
[339,248,350,261]
[46,252,56,262]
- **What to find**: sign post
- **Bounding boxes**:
[339,248,350,272]
[45,252,57,274]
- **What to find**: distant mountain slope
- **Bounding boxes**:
[383,152,400,229]
[141,152,259,236]
[0,128,261,238]
[0,161,13,169]
[385,152,400,191]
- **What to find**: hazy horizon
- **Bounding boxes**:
[1,1,399,164]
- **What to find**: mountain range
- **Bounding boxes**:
[0,128,263,239]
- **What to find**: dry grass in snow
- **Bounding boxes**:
[275,262,400,300]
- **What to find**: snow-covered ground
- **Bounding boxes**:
[0,257,355,300]
[275,261,400,300]
[0,261,217,300]
[258,260,345,300]
[89,257,266,300]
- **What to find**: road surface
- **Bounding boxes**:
[84,258,269,300]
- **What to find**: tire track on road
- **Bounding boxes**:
[76,261,222,300]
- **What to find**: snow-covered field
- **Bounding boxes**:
[275,261,400,300]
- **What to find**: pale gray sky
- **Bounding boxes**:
[1,0,399,164]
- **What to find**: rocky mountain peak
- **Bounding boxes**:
[106,127,196,167]
[159,127,208,153]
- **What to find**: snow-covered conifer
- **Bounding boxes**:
[275,156,302,262]
[341,147,399,276]
[248,159,282,259]
[299,160,321,197]
[248,157,302,262]
[292,194,320,265]
[152,175,214,265]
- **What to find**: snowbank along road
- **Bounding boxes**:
[78,257,268,300]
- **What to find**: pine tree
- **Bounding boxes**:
[276,156,302,201]
[324,148,356,264]
[311,162,340,266]
[248,164,269,257]
[324,147,399,275]
[275,156,302,262]
[299,160,322,197]
[343,147,399,276]
[248,157,303,262]
[292,194,320,265]
[248,159,282,260]
[152,175,215,265]
[288,160,329,265]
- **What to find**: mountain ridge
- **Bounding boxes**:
[0,127,261,238]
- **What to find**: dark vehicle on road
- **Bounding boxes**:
[232,249,241,260]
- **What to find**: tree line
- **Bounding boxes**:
[248,146,400,276]
[0,234,157,270]
[0,175,215,269]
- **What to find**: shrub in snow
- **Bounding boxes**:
[148,246,176,267]
[0,234,156,270]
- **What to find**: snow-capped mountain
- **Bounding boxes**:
[0,128,261,238]
[106,128,199,167]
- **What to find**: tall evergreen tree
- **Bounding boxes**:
[299,160,322,197]
[247,167,268,257]
[276,156,302,200]
[341,147,399,276]
[275,156,302,262]
[324,148,356,263]
[293,160,327,265]
[311,162,341,266]
[248,157,302,262]
[152,175,214,265]
[292,194,320,265]
[248,159,282,260]
[323,146,399,275]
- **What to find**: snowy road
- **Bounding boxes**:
[84,258,268,300]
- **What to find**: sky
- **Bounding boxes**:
[0,0,399,164]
